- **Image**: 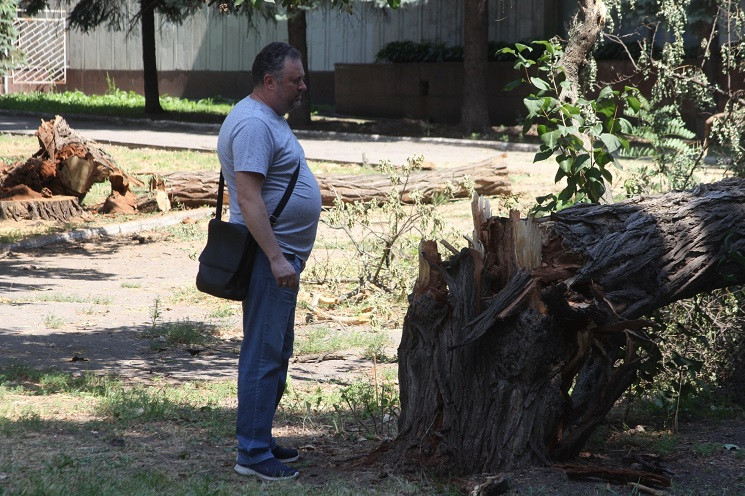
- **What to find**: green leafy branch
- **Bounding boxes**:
[501,40,639,214]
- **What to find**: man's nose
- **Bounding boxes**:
[299,79,307,91]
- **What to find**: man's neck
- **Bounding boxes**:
[250,91,279,115]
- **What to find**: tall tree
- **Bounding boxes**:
[460,0,490,134]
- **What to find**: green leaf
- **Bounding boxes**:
[598,86,615,100]
[561,103,581,116]
[558,184,575,201]
[530,77,551,91]
[515,43,532,53]
[627,95,641,112]
[541,129,562,148]
[498,47,516,56]
[600,167,613,183]
[595,150,613,168]
[557,124,578,136]
[589,122,603,136]
[599,133,622,153]
[387,0,401,7]
[503,79,522,91]
[587,180,605,202]
[555,168,567,182]
[573,154,591,172]
[557,155,572,173]
[596,99,616,118]
[523,97,544,118]
[617,117,633,134]
[534,147,553,162]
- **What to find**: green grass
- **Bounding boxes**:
[147,319,217,346]
[0,363,120,396]
[17,292,112,305]
[294,327,389,357]
[0,89,234,121]
[42,314,65,329]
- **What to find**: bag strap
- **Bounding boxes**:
[216,160,301,226]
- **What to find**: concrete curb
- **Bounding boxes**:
[0,208,213,253]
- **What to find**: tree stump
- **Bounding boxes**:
[0,196,83,221]
[391,178,745,474]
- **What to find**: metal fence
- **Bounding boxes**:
[12,9,66,85]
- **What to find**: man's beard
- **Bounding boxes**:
[287,94,303,112]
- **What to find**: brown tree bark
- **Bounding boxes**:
[391,178,745,474]
[0,196,83,221]
[460,0,490,134]
[286,6,311,128]
[160,158,510,208]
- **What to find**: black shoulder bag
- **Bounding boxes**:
[195,162,300,301]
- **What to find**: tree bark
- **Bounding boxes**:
[0,196,83,221]
[391,178,745,474]
[460,0,490,134]
[558,0,606,103]
[141,0,163,115]
[159,157,510,208]
[286,6,311,128]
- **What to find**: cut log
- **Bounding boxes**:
[390,178,745,475]
[0,196,83,221]
[159,171,227,208]
[160,157,510,208]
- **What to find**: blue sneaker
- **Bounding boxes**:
[272,445,299,463]
[234,457,299,481]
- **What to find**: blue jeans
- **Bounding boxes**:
[236,249,302,466]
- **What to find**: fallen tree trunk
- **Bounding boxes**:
[391,178,745,474]
[160,157,510,208]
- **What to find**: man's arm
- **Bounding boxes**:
[235,171,298,289]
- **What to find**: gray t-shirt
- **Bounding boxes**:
[217,96,322,261]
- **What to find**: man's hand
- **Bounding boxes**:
[270,255,298,289]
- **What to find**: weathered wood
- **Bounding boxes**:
[0,196,83,221]
[160,158,510,208]
[160,171,227,208]
[392,178,745,475]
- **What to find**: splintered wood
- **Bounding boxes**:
[0,116,152,221]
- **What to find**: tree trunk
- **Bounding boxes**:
[286,6,311,128]
[460,0,490,134]
[159,157,510,208]
[141,0,163,115]
[391,178,745,474]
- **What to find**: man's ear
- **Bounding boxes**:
[263,73,275,89]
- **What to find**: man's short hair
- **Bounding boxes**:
[252,42,301,88]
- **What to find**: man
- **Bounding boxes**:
[217,42,322,481]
